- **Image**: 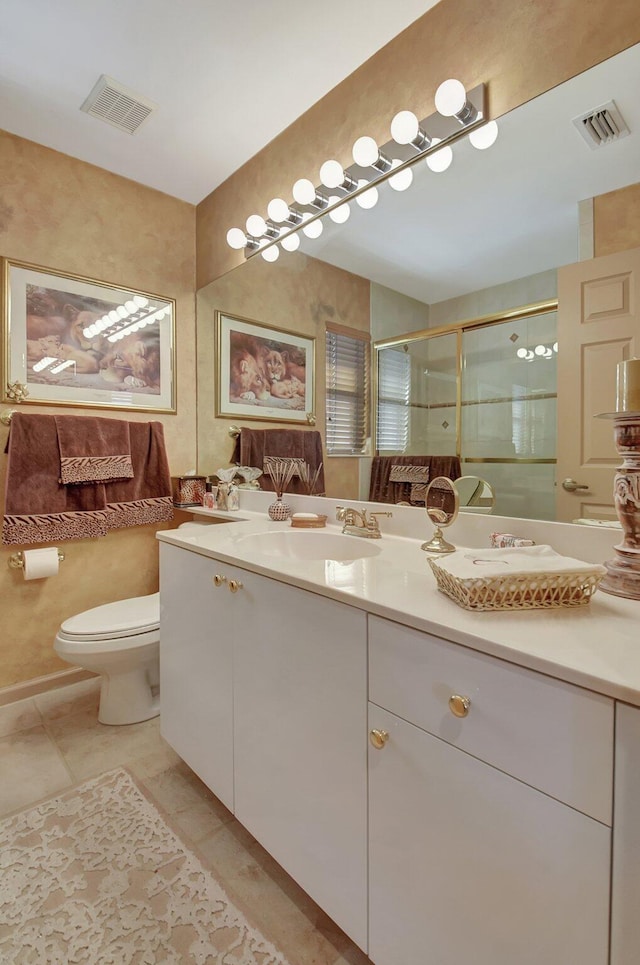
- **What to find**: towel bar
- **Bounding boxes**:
[0,409,15,426]
[228,425,241,438]
[8,550,66,570]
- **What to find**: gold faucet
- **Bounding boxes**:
[335,506,392,539]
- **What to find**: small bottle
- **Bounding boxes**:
[203,481,217,510]
[226,484,240,511]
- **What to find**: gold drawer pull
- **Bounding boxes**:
[370,729,389,750]
[449,694,471,718]
[228,579,244,593]
[213,574,227,587]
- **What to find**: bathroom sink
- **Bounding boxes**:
[234,530,382,562]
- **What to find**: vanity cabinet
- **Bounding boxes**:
[159,542,368,952]
[368,615,613,965]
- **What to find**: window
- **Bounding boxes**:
[325,326,370,455]
[376,348,411,452]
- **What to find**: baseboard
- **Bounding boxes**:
[0,668,98,707]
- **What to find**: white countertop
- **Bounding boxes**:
[157,492,640,705]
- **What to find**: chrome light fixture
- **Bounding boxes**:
[226,78,498,260]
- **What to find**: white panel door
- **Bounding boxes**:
[159,543,234,811]
[233,572,368,953]
[369,705,611,965]
[556,246,640,521]
[611,701,640,965]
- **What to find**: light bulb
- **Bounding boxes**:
[355,179,378,209]
[281,232,300,252]
[267,198,291,222]
[109,309,120,323]
[426,139,453,173]
[261,245,280,262]
[516,347,528,359]
[435,78,467,117]
[553,342,558,353]
[352,135,380,167]
[534,344,546,356]
[246,214,267,237]
[390,110,419,145]
[117,305,129,318]
[319,159,346,189]
[302,219,323,239]
[124,300,138,314]
[328,198,350,224]
[292,178,317,205]
[388,159,413,192]
[133,295,148,308]
[226,228,247,249]
[469,120,499,150]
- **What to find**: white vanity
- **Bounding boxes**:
[157,494,640,965]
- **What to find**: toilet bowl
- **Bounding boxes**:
[54,593,160,726]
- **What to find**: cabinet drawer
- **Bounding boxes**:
[368,615,613,824]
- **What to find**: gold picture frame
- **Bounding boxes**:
[1,258,176,413]
[215,311,315,424]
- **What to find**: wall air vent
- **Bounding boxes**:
[572,100,630,150]
[80,75,157,135]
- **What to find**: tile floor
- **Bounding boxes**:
[0,678,370,965]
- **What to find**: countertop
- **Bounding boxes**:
[157,494,640,705]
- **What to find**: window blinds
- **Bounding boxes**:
[325,328,369,455]
[376,349,411,452]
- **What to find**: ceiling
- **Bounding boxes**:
[0,0,441,204]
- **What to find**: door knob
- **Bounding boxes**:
[562,478,590,493]
[449,695,471,718]
[213,574,227,587]
[370,729,389,749]
[228,579,243,593]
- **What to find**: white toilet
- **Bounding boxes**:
[54,592,160,726]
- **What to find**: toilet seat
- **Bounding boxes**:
[59,592,159,642]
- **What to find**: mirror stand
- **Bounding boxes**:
[421,524,457,555]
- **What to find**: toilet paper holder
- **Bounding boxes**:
[8,550,65,569]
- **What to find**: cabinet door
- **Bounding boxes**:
[369,705,610,965]
[159,543,234,811]
[233,572,368,953]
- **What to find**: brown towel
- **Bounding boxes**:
[369,455,461,505]
[2,414,173,545]
[55,414,134,485]
[2,413,110,544]
[232,428,325,495]
[102,422,174,530]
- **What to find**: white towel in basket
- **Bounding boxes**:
[437,545,606,583]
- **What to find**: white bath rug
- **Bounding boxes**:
[0,768,292,964]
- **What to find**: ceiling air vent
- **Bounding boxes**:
[80,75,157,135]
[572,100,630,150]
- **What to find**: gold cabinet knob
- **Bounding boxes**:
[369,729,389,750]
[449,694,471,718]
[213,574,227,587]
[228,579,243,593]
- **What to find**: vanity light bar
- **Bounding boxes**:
[226,81,496,262]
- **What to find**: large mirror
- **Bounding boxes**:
[197,42,640,522]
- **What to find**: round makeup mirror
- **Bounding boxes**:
[421,476,460,554]
[456,475,496,514]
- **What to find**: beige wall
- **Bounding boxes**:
[0,131,196,689]
[196,0,640,287]
[594,182,640,257]
[197,253,370,499]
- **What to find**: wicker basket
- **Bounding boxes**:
[428,557,604,611]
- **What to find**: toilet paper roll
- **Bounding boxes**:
[22,547,60,580]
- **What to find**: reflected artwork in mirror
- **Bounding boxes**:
[196,43,640,524]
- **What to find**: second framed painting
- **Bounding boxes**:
[216,312,315,424]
